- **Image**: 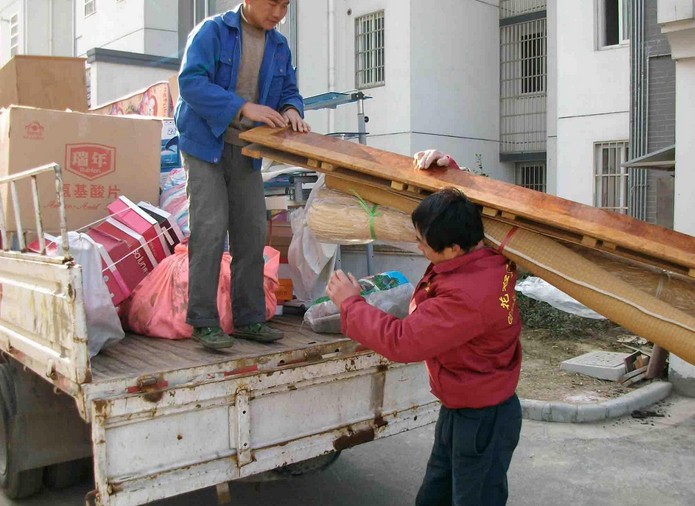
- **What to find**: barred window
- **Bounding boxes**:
[85,0,96,17]
[355,11,385,89]
[515,162,546,192]
[9,14,19,57]
[595,141,629,213]
[520,31,545,94]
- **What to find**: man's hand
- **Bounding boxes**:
[282,108,311,133]
[326,270,362,309]
[414,149,455,170]
[240,102,287,128]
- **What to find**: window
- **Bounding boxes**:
[9,14,18,57]
[355,11,384,89]
[520,32,545,94]
[85,0,96,17]
[515,162,546,192]
[595,141,629,213]
[598,0,630,47]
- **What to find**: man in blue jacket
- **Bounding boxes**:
[175,0,309,350]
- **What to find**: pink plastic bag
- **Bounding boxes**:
[122,244,280,339]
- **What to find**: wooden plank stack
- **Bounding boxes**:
[240,127,695,365]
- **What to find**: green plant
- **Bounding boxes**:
[473,153,488,177]
[516,292,619,339]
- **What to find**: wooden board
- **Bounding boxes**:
[241,127,695,278]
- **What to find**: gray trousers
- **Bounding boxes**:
[182,144,267,328]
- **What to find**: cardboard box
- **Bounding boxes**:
[275,278,293,302]
[0,55,88,112]
[267,220,292,259]
[0,106,161,233]
[90,81,173,118]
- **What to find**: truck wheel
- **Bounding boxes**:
[273,451,342,477]
[44,457,93,490]
[0,363,44,499]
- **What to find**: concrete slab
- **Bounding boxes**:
[560,350,631,381]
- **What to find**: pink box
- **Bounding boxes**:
[83,230,132,306]
[138,201,184,254]
[93,217,159,275]
[87,228,147,294]
[107,196,169,262]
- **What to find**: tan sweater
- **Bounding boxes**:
[225,14,266,146]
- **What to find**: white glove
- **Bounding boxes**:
[414,149,453,170]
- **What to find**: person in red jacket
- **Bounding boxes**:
[326,187,522,506]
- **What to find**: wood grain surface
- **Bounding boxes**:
[241,127,695,278]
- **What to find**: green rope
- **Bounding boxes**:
[351,190,381,240]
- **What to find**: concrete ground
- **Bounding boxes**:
[3,395,694,506]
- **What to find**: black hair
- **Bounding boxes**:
[411,187,484,253]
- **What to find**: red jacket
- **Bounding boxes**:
[340,247,521,409]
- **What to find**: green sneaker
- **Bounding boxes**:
[191,326,235,350]
[233,323,284,343]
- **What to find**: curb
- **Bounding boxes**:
[520,381,672,423]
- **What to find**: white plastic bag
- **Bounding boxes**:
[516,276,606,319]
[304,271,414,333]
[58,232,126,356]
[287,175,338,302]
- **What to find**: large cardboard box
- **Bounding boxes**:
[0,55,87,112]
[0,106,161,233]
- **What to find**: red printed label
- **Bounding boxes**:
[23,121,45,140]
[65,144,116,181]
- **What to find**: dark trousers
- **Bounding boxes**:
[416,394,522,506]
[182,144,267,328]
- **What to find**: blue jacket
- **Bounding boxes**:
[174,6,304,166]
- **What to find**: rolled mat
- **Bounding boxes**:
[318,179,695,365]
[306,187,416,244]
[484,220,695,365]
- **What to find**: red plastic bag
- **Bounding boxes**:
[122,244,280,339]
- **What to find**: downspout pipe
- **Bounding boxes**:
[327,0,336,133]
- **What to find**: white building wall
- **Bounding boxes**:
[0,0,73,66]
[297,0,412,156]
[90,61,175,109]
[296,0,508,179]
[658,0,695,396]
[0,0,23,65]
[75,0,177,58]
[411,0,505,180]
[545,0,558,194]
[556,0,630,204]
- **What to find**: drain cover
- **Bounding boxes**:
[560,351,632,381]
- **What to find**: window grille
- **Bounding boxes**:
[500,17,547,153]
[355,11,384,89]
[9,14,18,56]
[595,141,628,213]
[500,0,546,19]
[515,162,546,192]
[598,0,630,47]
[85,0,96,17]
[594,141,648,218]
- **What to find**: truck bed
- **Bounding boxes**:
[91,315,350,383]
[84,315,362,411]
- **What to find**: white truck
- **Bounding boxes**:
[0,164,438,505]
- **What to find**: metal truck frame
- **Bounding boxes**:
[0,164,438,505]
